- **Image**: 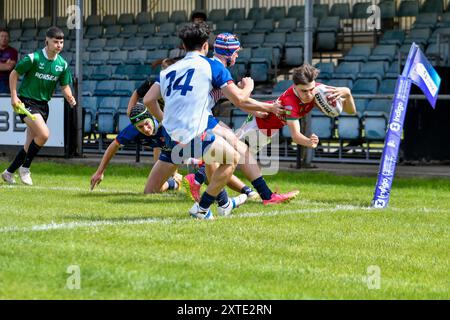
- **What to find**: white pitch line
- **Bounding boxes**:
[0,205,366,234]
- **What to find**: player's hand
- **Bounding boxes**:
[240,77,254,91]
[272,100,285,117]
[66,95,77,108]
[327,87,351,103]
[90,172,104,191]
[11,96,22,112]
[309,134,319,149]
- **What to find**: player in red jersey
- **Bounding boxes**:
[237,64,356,153]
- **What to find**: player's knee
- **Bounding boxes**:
[35,133,49,145]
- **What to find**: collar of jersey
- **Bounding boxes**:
[42,48,57,61]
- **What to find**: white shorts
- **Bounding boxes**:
[235,115,273,154]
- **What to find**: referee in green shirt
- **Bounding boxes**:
[2,27,76,186]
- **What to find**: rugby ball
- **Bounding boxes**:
[314,84,343,118]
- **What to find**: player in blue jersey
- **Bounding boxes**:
[143,23,284,219]
[90,103,182,193]
[183,32,300,206]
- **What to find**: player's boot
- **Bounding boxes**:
[189,203,214,220]
[217,194,248,216]
[262,190,299,205]
[184,173,201,202]
[173,172,183,191]
[18,166,33,186]
[1,170,16,184]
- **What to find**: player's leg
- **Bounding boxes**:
[190,135,244,219]
[144,160,178,194]
[216,118,298,205]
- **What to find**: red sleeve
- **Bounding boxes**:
[10,48,18,62]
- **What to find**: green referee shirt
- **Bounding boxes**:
[15,49,72,102]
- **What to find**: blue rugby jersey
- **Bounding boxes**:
[115,122,163,149]
[156,51,233,144]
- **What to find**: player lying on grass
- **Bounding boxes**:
[90,103,182,193]
[236,63,357,154]
[2,27,76,186]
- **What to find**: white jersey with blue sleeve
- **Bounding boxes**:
[157,52,233,144]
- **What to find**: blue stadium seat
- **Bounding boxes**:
[412,13,438,29]
[342,44,372,62]
[316,32,337,51]
[276,18,298,33]
[147,49,169,64]
[324,78,353,89]
[82,96,97,133]
[315,62,335,80]
[272,80,293,94]
[119,24,138,38]
[82,80,97,96]
[85,26,103,39]
[352,79,379,94]
[159,22,176,37]
[86,38,106,52]
[330,3,351,19]
[313,4,329,19]
[89,51,110,66]
[20,28,38,41]
[317,16,340,32]
[85,14,101,26]
[170,10,187,24]
[379,1,396,18]
[94,81,116,96]
[420,0,444,14]
[234,20,255,34]
[127,50,147,65]
[114,81,136,96]
[247,7,267,20]
[102,14,118,27]
[118,13,135,26]
[352,2,371,19]
[398,0,419,17]
[108,50,128,65]
[378,79,397,94]
[37,16,52,29]
[153,11,169,26]
[104,38,124,51]
[208,9,226,23]
[241,33,265,49]
[122,37,144,51]
[112,65,136,80]
[379,30,405,46]
[311,109,334,140]
[385,61,401,78]
[91,65,115,81]
[136,12,151,25]
[104,25,122,39]
[356,61,388,83]
[333,62,363,81]
[363,112,388,141]
[366,99,392,114]
[7,19,21,30]
[226,8,246,22]
[403,28,431,46]
[338,115,361,140]
[252,19,275,34]
[368,45,398,63]
[22,18,36,29]
[161,36,181,50]
[266,6,286,21]
[141,37,163,50]
[287,6,304,19]
[354,99,369,114]
[136,23,156,37]
[215,20,235,34]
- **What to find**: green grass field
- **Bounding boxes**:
[0,161,449,299]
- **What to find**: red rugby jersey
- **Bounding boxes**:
[255,84,320,135]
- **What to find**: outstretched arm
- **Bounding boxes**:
[327,86,356,114]
[90,141,120,190]
[286,119,319,148]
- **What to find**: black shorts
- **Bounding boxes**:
[18,97,50,123]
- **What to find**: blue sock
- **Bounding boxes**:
[166,177,178,190]
[216,189,229,207]
[240,185,253,196]
[251,176,273,200]
[195,165,207,184]
[199,192,216,211]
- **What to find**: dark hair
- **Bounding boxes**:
[178,22,211,51]
[292,64,320,85]
[191,11,207,22]
[46,26,64,39]
[0,28,9,35]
